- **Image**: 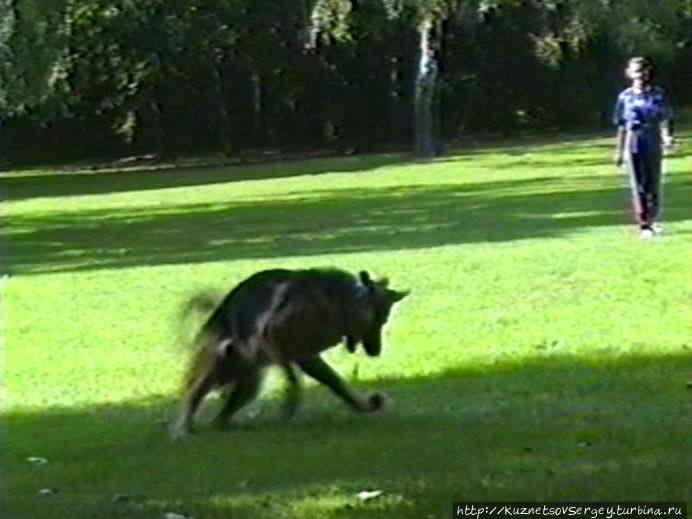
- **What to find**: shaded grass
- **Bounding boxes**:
[4,355,691,519]
[0,154,406,202]
[2,148,692,276]
[2,132,692,518]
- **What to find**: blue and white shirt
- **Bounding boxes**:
[613,86,673,154]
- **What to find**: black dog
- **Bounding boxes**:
[170,268,408,438]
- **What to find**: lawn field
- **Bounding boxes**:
[1,134,691,518]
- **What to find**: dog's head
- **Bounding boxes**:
[348,270,409,357]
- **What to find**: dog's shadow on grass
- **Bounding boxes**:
[4,352,690,518]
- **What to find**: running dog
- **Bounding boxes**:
[170,268,408,438]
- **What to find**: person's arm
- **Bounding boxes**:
[615,127,626,167]
[660,89,675,151]
[612,94,626,167]
[661,119,675,151]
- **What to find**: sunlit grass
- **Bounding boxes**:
[2,134,691,518]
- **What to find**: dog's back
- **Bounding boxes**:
[201,269,294,340]
[205,268,361,362]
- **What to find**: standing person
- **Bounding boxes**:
[613,56,675,238]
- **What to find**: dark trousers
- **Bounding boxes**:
[626,150,662,227]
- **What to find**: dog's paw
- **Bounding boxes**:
[211,417,233,431]
[367,392,390,412]
[169,424,192,441]
[281,402,301,421]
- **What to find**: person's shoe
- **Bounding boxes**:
[652,222,664,235]
[640,227,655,239]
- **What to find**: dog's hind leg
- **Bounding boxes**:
[170,360,220,440]
[297,356,387,413]
[212,368,263,429]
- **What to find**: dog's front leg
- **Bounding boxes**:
[297,356,387,413]
[281,363,302,419]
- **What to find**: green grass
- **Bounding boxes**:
[1,134,691,518]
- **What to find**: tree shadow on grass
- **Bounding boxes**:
[3,172,692,275]
[0,154,407,202]
[3,128,691,204]
[0,130,616,202]
[3,353,691,518]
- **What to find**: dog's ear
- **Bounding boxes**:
[359,270,373,288]
[389,289,410,303]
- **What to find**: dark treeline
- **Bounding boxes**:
[1,0,690,164]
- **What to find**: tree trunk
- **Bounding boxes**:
[251,72,263,146]
[210,65,234,156]
[149,98,166,157]
[414,18,438,158]
[389,54,404,144]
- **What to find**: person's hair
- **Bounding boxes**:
[626,56,655,82]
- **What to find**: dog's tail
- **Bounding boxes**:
[177,291,229,393]
[177,290,224,347]
[180,291,222,326]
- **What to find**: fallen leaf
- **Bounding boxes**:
[356,489,384,502]
[164,513,193,519]
[26,457,49,465]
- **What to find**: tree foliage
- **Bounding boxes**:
[1,0,690,161]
